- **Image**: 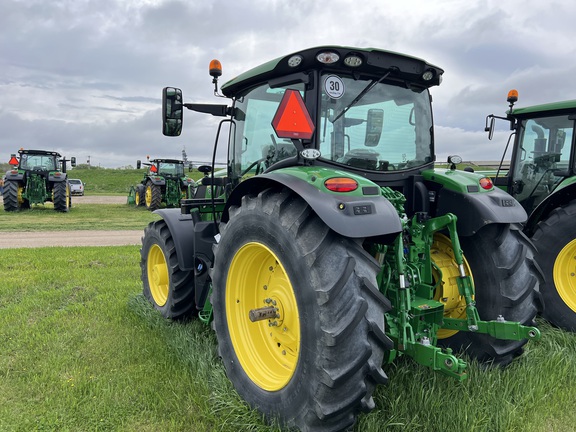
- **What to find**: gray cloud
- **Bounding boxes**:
[1,0,575,168]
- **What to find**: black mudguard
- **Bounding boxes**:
[435,187,528,236]
[154,208,219,309]
[524,182,576,236]
[148,176,166,186]
[222,173,402,239]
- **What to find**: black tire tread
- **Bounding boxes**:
[140,219,196,319]
[531,200,576,330]
[3,180,21,211]
[441,223,541,365]
[53,181,69,212]
[211,187,391,432]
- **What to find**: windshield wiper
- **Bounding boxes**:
[331,71,391,123]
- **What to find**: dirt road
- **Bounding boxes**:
[0,195,143,249]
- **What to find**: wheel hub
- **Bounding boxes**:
[147,244,169,306]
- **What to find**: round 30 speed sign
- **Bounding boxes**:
[324,75,345,99]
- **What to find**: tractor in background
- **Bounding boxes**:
[3,149,75,212]
[127,157,193,211]
[140,47,542,431]
[484,91,576,331]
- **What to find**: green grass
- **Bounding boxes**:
[2,247,575,432]
[67,167,204,195]
[0,204,160,231]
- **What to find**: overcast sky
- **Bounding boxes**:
[1,0,575,168]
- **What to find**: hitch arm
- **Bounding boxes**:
[442,317,541,341]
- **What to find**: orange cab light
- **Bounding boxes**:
[479,177,493,190]
[209,59,222,78]
[9,155,19,165]
[325,177,358,192]
[507,89,518,104]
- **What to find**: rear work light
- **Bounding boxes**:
[479,177,493,190]
[324,177,358,192]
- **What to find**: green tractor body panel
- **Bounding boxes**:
[3,149,72,212]
[142,46,542,430]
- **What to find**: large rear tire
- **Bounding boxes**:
[211,188,391,431]
[436,223,541,365]
[3,180,24,211]
[532,201,576,331]
[145,181,162,211]
[141,220,196,319]
[53,181,70,212]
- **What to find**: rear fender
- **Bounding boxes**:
[525,181,576,235]
[154,208,218,309]
[434,187,527,236]
[223,170,402,239]
[148,176,166,186]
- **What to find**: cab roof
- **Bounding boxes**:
[18,149,62,157]
[220,45,444,97]
[509,100,576,117]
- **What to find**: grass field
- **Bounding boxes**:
[0,204,160,231]
[67,166,204,195]
[2,167,576,431]
[1,247,576,432]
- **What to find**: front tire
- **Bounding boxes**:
[135,184,146,206]
[211,188,391,431]
[436,223,541,365]
[532,201,576,331]
[141,220,196,319]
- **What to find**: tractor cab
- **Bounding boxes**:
[485,92,576,219]
[164,46,443,212]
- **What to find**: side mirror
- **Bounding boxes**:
[136,160,141,169]
[485,115,495,140]
[71,157,76,167]
[162,87,183,136]
[365,109,383,147]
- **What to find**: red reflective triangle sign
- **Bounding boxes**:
[9,156,19,165]
[271,89,315,140]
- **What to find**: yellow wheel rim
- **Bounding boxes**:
[431,234,474,339]
[135,191,141,205]
[226,242,300,391]
[147,244,169,307]
[553,239,576,313]
[17,185,24,204]
[145,186,152,207]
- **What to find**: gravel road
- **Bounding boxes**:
[0,195,144,249]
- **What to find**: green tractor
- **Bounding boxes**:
[127,157,193,211]
[141,47,542,431]
[483,90,576,331]
[3,149,74,212]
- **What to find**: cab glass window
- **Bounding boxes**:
[318,74,433,171]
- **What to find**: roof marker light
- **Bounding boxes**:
[288,55,303,67]
[422,69,435,81]
[316,52,339,64]
[343,55,362,67]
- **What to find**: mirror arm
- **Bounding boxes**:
[183,103,229,117]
